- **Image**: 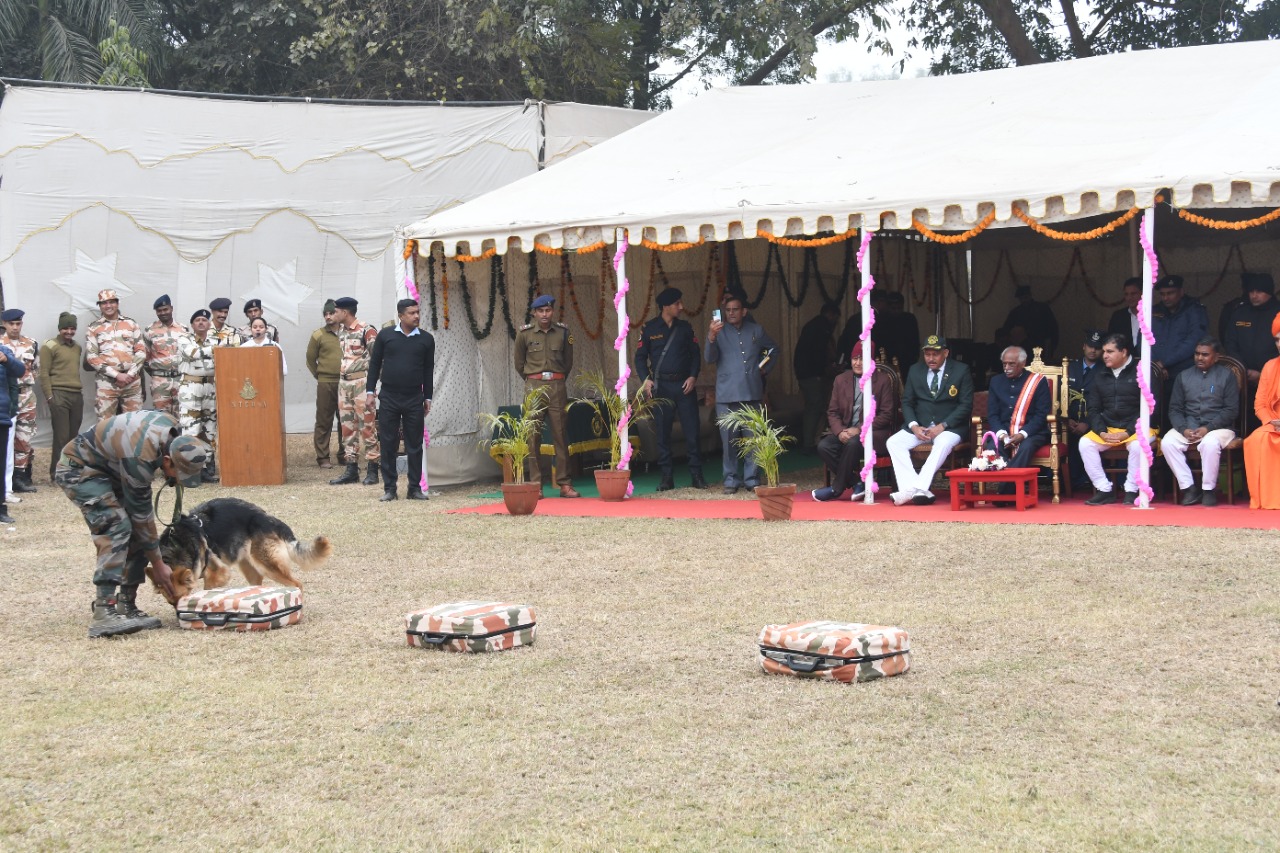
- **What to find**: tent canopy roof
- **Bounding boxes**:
[405,41,1280,257]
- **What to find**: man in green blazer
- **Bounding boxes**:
[886,335,975,505]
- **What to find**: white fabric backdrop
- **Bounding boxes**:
[0,87,652,484]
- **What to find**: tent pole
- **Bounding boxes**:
[615,228,629,465]
[1137,209,1155,509]
[859,228,876,505]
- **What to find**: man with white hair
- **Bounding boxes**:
[985,346,1052,474]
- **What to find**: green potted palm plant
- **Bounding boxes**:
[478,386,549,515]
[716,405,796,520]
[570,370,661,501]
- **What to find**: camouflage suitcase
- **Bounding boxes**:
[176,586,303,632]
[758,620,910,683]
[405,601,536,652]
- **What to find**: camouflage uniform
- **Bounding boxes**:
[209,323,242,348]
[4,334,38,470]
[336,321,380,464]
[143,319,189,416]
[177,333,218,452]
[55,412,181,592]
[85,314,146,419]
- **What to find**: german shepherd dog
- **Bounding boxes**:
[158,498,332,603]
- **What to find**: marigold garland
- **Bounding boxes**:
[1174,206,1280,231]
[1011,205,1140,241]
[640,237,705,253]
[561,253,605,340]
[402,238,417,260]
[756,228,858,248]
[456,247,498,263]
[912,211,997,244]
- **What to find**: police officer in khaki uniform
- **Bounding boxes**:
[513,294,579,497]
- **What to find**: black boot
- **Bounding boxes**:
[657,472,675,492]
[88,594,145,639]
[362,462,380,486]
[329,463,359,485]
[200,460,219,483]
[690,471,708,490]
[0,504,13,525]
[116,586,163,630]
[14,464,36,493]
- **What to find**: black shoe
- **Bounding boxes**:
[379,490,397,502]
[1085,489,1117,506]
[690,473,708,489]
[406,489,429,501]
[1178,485,1202,506]
[330,463,360,485]
[362,462,380,486]
[1122,491,1139,505]
[0,509,13,524]
[13,473,36,494]
[656,474,675,492]
[1201,489,1218,507]
[722,484,739,495]
[911,492,936,505]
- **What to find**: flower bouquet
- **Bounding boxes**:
[968,431,1007,471]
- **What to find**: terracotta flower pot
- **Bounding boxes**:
[501,482,542,515]
[594,468,631,501]
[755,483,797,521]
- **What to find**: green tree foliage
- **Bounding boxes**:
[98,18,149,85]
[0,0,160,83]
[904,0,1280,73]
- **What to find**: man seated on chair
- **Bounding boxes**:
[985,346,1051,493]
[1066,330,1105,492]
[1080,333,1154,506]
[812,342,899,502]
[1163,338,1238,507]
[887,335,974,506]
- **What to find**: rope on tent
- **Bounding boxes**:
[1174,206,1280,230]
[1012,205,1140,241]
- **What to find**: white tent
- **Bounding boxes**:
[0,85,652,484]
[405,40,1280,255]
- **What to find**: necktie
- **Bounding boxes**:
[850,387,863,427]
[929,370,939,396]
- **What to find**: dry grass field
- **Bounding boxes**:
[2,436,1279,851]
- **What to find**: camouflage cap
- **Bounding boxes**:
[921,334,948,350]
[167,436,210,487]
[97,289,119,304]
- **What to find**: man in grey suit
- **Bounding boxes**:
[705,294,778,494]
[886,334,975,505]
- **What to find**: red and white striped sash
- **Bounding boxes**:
[1009,373,1045,435]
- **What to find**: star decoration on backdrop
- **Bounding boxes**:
[53,251,135,314]
[240,259,313,327]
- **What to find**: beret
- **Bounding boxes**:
[208,297,232,311]
[530,294,554,310]
[334,296,358,311]
[153,294,172,309]
[1154,275,1183,290]
[190,308,211,322]
[656,287,682,307]
[243,298,262,314]
[1084,329,1104,347]
[0,308,23,322]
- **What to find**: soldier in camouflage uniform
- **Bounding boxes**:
[143,294,188,417]
[84,289,146,420]
[208,297,243,348]
[238,298,280,343]
[178,309,221,483]
[55,411,209,638]
[328,296,381,486]
[1,308,40,493]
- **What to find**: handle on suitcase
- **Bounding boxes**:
[781,653,826,673]
[415,632,449,645]
[196,613,233,627]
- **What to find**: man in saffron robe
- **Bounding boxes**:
[1243,314,1280,509]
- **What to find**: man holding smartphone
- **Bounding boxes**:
[706,293,778,494]
[636,287,706,491]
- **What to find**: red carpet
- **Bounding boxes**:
[451,491,1280,529]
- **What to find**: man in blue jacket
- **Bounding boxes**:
[705,294,777,494]
[0,339,27,524]
[1152,275,1209,381]
[986,346,1052,475]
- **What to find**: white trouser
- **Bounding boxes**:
[3,427,12,495]
[1161,428,1235,490]
[887,429,962,495]
[1079,437,1142,493]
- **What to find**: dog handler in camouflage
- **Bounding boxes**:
[56,411,209,638]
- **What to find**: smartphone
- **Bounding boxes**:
[712,309,722,323]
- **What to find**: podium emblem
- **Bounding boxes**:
[240,378,258,401]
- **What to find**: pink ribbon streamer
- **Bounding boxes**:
[855,230,879,493]
[420,426,430,491]
[1130,211,1159,505]
[612,233,634,496]
[404,275,420,302]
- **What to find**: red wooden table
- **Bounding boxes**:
[945,467,1040,511]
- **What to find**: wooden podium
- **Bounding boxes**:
[214,347,286,486]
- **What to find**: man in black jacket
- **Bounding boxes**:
[1223,272,1279,386]
[1079,333,1152,505]
[366,298,435,502]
